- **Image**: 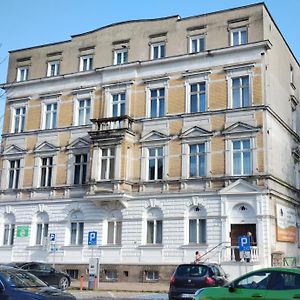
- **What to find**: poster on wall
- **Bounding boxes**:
[276,204,296,242]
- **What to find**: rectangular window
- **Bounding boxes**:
[44,103,57,129]
[74,154,88,185]
[151,43,165,59]
[232,139,252,175]
[189,144,206,177]
[3,224,15,246]
[40,157,53,187]
[190,36,205,53]
[147,220,162,244]
[114,49,128,65]
[13,107,26,133]
[112,93,126,117]
[36,223,48,245]
[8,159,20,189]
[107,221,122,245]
[190,82,206,113]
[80,55,93,71]
[189,219,206,244]
[100,148,115,180]
[145,271,159,281]
[231,27,247,46]
[47,61,60,77]
[148,147,164,180]
[70,222,84,245]
[232,76,250,108]
[150,88,165,118]
[17,67,29,82]
[78,98,91,125]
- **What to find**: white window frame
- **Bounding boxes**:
[77,98,91,126]
[189,218,206,244]
[17,66,29,82]
[42,102,57,130]
[79,55,93,71]
[73,153,88,185]
[189,35,205,53]
[47,60,60,77]
[230,27,248,46]
[40,156,54,187]
[3,223,15,246]
[100,147,115,180]
[11,106,26,133]
[188,143,207,178]
[36,222,49,246]
[231,138,252,175]
[70,221,84,245]
[114,48,128,65]
[147,147,164,181]
[8,159,20,189]
[147,219,163,244]
[107,220,122,245]
[150,42,166,60]
[111,92,126,117]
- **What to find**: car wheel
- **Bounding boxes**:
[58,276,70,290]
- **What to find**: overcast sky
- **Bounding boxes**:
[0,0,299,124]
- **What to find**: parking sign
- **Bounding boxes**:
[49,233,56,242]
[238,235,250,251]
[88,231,97,246]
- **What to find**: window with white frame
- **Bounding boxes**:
[100,148,115,180]
[151,42,165,60]
[114,48,128,65]
[47,61,60,77]
[150,88,165,118]
[8,159,20,189]
[35,213,49,246]
[77,98,91,125]
[3,214,15,246]
[147,220,162,244]
[230,27,247,46]
[189,144,206,177]
[13,106,26,133]
[40,157,53,187]
[112,93,126,117]
[190,82,206,113]
[17,66,29,82]
[44,102,57,129]
[189,35,205,53]
[232,139,252,175]
[148,147,164,180]
[79,55,93,71]
[232,76,250,108]
[73,153,88,185]
[107,221,122,245]
[70,222,84,245]
[188,206,207,244]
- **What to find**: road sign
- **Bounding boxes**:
[49,233,56,242]
[238,235,250,251]
[88,231,97,246]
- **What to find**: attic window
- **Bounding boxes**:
[239,205,248,211]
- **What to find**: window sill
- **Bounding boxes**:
[138,244,163,249]
[0,245,13,249]
[180,244,208,249]
[26,245,47,250]
[61,245,83,250]
[99,245,122,249]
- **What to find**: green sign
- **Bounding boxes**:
[16,226,29,237]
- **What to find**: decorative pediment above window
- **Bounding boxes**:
[222,122,260,136]
[219,179,263,194]
[2,144,26,157]
[67,137,90,151]
[140,130,169,144]
[34,141,59,154]
[180,126,213,142]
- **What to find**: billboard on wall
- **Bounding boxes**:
[276,204,297,242]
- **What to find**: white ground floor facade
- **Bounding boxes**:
[0,179,299,280]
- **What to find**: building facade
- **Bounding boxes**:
[0,3,299,281]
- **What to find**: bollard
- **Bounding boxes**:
[80,275,84,291]
[93,275,98,290]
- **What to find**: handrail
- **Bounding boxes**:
[199,242,230,261]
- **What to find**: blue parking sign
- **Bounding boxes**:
[88,231,97,246]
[49,233,56,242]
[238,235,250,251]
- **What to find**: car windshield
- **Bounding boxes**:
[1,270,47,288]
[176,265,207,276]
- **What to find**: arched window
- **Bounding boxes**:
[35,212,49,245]
[106,210,122,245]
[69,211,84,246]
[189,206,207,244]
[146,208,163,245]
[3,213,15,246]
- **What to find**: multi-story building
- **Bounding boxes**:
[0,3,299,281]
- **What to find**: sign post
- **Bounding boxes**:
[238,235,251,262]
[88,231,99,289]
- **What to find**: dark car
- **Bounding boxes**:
[14,262,71,290]
[169,263,228,300]
[0,266,76,300]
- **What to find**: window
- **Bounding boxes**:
[189,219,206,244]
[148,147,164,180]
[189,144,206,177]
[44,103,57,129]
[40,157,53,187]
[112,93,126,117]
[3,224,15,246]
[77,98,91,125]
[79,55,93,71]
[47,61,60,77]
[232,139,252,175]
[190,82,206,113]
[145,271,159,281]
[107,221,122,245]
[70,222,84,245]
[232,76,250,108]
[151,42,165,59]
[100,148,115,180]
[147,220,162,244]
[36,223,48,245]
[17,66,29,82]
[73,154,87,185]
[114,48,128,65]
[150,88,165,118]
[105,270,117,280]
[231,27,247,46]
[190,36,205,53]
[8,159,20,189]
[13,107,26,133]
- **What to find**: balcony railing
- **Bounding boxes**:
[220,246,259,263]
[91,115,134,132]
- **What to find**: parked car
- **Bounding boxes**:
[168,263,228,300]
[0,266,76,300]
[13,262,71,290]
[193,267,300,300]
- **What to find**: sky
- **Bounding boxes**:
[0,0,299,126]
